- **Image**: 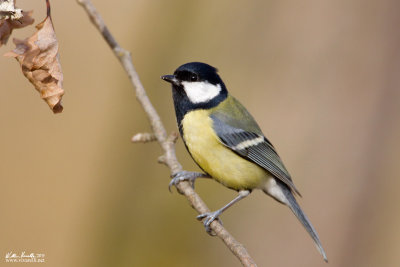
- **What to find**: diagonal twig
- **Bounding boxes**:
[131,132,157,143]
[77,1,257,266]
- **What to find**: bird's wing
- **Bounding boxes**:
[210,109,301,196]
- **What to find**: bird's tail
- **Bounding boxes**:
[281,185,328,262]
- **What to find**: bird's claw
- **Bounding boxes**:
[168,176,182,192]
[197,211,223,236]
[169,171,207,193]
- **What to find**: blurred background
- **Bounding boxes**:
[1,0,400,266]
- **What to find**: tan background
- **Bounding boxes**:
[1,0,400,266]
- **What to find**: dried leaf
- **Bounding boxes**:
[0,10,34,46]
[0,0,23,20]
[5,9,64,113]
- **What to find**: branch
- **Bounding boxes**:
[77,1,257,266]
[131,132,157,143]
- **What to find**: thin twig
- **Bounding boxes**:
[131,132,157,143]
[77,1,257,266]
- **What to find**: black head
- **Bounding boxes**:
[161,62,228,124]
[175,62,223,85]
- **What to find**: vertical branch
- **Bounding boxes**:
[76,1,257,266]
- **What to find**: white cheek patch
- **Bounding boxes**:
[181,81,221,104]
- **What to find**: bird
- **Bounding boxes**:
[161,62,327,262]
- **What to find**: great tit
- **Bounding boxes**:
[161,62,327,262]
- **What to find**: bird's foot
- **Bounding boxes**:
[169,171,209,192]
[197,210,223,236]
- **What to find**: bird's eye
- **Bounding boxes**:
[190,74,198,82]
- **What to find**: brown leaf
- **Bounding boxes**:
[0,10,34,46]
[5,12,64,113]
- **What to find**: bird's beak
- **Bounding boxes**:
[161,75,180,86]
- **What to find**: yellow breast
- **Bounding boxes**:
[181,110,269,190]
